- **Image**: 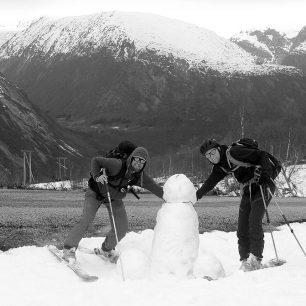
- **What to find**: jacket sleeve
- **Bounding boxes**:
[138,172,164,199]
[196,166,227,200]
[230,146,274,177]
[91,157,122,179]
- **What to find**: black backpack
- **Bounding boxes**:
[88,141,138,200]
[228,138,282,179]
[105,141,137,160]
[104,141,137,181]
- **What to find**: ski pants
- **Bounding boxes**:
[64,188,128,250]
[237,183,275,261]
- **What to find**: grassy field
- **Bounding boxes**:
[1,189,306,251]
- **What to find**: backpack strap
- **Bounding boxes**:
[108,161,142,191]
[226,147,254,168]
[107,160,128,182]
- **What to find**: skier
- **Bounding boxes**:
[62,146,164,264]
[196,139,277,271]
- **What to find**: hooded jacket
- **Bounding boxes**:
[91,147,163,201]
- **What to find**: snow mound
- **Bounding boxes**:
[1,224,306,305]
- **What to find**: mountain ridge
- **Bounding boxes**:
[0,11,299,76]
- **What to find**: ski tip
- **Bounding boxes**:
[203,275,214,281]
[275,258,287,266]
[263,258,286,268]
[83,276,99,282]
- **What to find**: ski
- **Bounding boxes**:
[262,258,286,269]
[47,245,98,282]
[204,258,287,281]
[242,258,286,273]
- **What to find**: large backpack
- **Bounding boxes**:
[88,141,139,200]
[105,141,137,160]
[226,138,282,179]
[104,141,137,181]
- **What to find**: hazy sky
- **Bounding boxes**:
[0,0,305,37]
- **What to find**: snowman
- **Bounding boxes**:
[150,174,199,278]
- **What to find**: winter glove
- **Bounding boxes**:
[95,168,108,184]
[196,190,201,201]
[257,173,270,186]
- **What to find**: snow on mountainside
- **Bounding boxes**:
[0,31,17,47]
[281,26,306,74]
[231,28,292,64]
[291,26,306,54]
[0,11,298,75]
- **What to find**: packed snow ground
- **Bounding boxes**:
[1,223,306,306]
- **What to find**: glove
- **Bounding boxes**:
[196,190,201,201]
[257,173,270,186]
[95,169,108,184]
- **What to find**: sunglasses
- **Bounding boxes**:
[205,148,218,159]
[132,157,146,164]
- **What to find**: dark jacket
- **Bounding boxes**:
[91,147,163,200]
[196,145,274,199]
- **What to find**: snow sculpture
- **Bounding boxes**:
[150,174,199,278]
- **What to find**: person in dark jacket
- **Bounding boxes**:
[196,139,276,271]
[63,146,163,263]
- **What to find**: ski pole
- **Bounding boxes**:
[105,183,126,281]
[267,187,306,257]
[260,185,279,261]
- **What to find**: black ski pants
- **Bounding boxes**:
[64,188,128,250]
[237,183,275,261]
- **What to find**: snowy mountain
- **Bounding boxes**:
[0,12,296,75]
[283,26,306,74]
[230,28,292,64]
[0,11,305,151]
[231,26,306,75]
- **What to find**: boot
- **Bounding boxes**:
[94,247,119,263]
[62,247,76,264]
[240,253,262,272]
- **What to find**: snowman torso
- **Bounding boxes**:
[150,174,199,278]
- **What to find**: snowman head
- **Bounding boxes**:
[163,174,196,204]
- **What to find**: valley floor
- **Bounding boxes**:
[1,189,306,251]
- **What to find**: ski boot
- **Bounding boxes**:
[62,247,76,264]
[240,253,262,272]
[94,247,119,263]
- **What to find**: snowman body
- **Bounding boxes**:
[150,174,199,278]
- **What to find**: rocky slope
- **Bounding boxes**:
[0,72,98,184]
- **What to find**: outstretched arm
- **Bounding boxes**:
[196,167,227,200]
[139,172,163,199]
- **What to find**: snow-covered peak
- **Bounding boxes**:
[231,30,274,56]
[291,26,306,54]
[231,28,293,65]
[163,174,196,204]
[0,11,298,75]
